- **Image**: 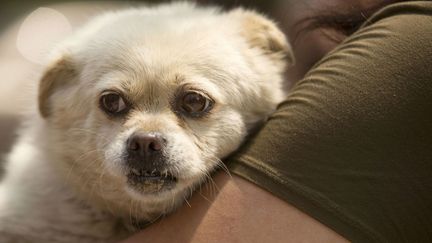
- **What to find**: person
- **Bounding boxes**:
[122,0,432,242]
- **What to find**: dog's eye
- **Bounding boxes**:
[100,91,128,115]
[180,92,213,116]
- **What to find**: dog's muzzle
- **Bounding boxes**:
[125,131,177,193]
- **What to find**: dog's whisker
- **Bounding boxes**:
[183,195,192,208]
[203,153,232,179]
[197,167,220,199]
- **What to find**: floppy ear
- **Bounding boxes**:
[229,9,294,65]
[38,56,77,118]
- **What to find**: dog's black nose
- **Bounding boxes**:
[126,132,166,172]
[126,132,166,170]
[126,132,166,171]
[127,132,165,157]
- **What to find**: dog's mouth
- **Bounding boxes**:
[126,169,177,193]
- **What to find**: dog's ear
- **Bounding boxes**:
[38,56,77,118]
[229,9,294,65]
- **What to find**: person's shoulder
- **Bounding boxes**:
[366,1,432,26]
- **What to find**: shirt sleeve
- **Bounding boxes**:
[227,2,432,242]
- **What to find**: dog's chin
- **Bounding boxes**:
[126,169,178,195]
[122,168,203,204]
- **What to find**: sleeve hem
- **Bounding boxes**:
[227,155,383,243]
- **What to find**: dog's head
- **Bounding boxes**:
[37,3,293,218]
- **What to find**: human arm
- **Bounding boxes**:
[120,173,348,243]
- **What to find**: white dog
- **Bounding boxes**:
[0,2,292,242]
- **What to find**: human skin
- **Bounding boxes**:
[121,0,396,242]
[121,173,348,243]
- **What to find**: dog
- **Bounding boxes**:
[0,2,293,242]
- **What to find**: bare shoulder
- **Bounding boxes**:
[121,172,349,243]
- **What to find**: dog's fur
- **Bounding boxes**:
[0,2,292,242]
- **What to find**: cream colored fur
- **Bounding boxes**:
[0,2,292,242]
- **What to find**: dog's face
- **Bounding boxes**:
[37,3,292,218]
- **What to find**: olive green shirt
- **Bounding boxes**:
[228,2,432,242]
